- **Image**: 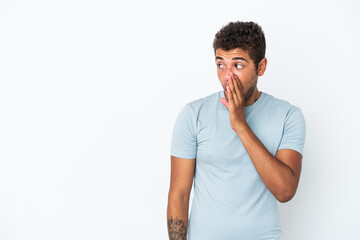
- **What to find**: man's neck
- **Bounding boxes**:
[244,88,261,106]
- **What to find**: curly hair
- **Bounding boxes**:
[213,21,266,72]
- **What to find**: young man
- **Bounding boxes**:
[167,21,306,240]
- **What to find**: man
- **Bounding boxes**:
[167,21,306,240]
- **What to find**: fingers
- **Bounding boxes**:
[233,75,244,100]
[228,74,239,106]
[220,96,230,109]
[226,84,234,108]
[231,74,241,104]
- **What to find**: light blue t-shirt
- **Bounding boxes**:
[170,90,306,240]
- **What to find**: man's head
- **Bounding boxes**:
[213,21,267,104]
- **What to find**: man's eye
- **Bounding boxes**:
[236,64,243,69]
[217,64,223,69]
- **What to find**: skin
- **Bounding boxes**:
[216,48,263,109]
[167,216,187,240]
[167,155,193,240]
[216,48,302,202]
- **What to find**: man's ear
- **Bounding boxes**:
[257,57,267,76]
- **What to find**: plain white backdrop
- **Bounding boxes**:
[0,0,359,239]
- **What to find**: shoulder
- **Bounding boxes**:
[172,91,220,139]
[263,93,306,136]
[262,92,304,117]
[181,90,220,115]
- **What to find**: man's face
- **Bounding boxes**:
[215,48,259,103]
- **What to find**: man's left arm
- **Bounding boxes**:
[234,124,302,203]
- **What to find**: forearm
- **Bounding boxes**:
[235,123,295,202]
[167,194,189,240]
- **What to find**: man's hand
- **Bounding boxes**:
[220,72,247,131]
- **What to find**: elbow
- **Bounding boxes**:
[277,194,293,203]
[277,187,296,203]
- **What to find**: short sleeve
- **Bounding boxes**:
[277,105,306,156]
[170,103,197,159]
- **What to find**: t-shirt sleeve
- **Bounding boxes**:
[277,105,306,156]
[170,103,197,159]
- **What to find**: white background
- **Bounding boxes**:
[0,0,359,239]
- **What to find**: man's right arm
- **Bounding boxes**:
[167,155,196,240]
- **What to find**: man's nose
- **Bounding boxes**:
[225,70,233,81]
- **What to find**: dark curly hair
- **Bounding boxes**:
[213,21,266,72]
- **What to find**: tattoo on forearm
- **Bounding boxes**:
[167,216,187,240]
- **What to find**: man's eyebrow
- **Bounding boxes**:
[216,56,248,62]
